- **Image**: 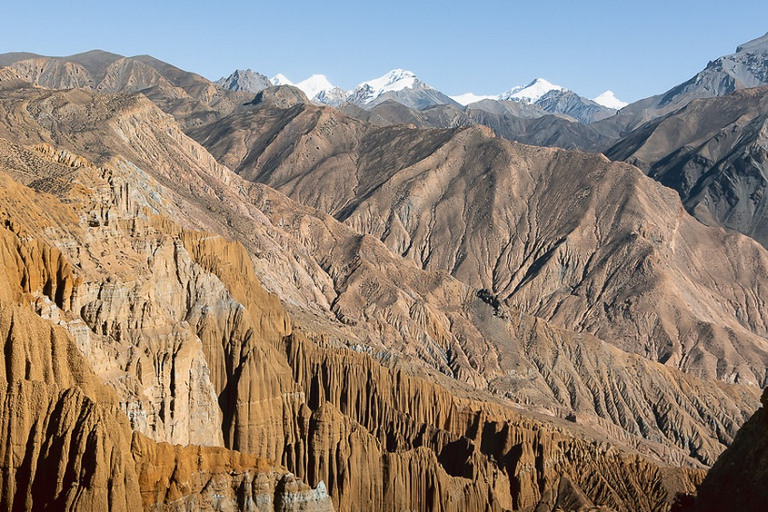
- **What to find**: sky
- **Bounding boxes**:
[2,0,768,103]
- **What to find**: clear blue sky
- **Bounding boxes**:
[2,0,768,102]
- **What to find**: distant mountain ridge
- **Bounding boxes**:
[217,68,619,123]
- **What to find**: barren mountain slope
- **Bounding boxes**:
[606,86,768,248]
[0,78,749,509]
[0,137,711,511]
[339,99,615,151]
[7,82,761,463]
[189,98,768,389]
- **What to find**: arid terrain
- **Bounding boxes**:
[1,37,768,511]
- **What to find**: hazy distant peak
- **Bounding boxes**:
[216,68,271,93]
[592,90,627,109]
[499,78,565,103]
[450,92,496,106]
[270,73,293,86]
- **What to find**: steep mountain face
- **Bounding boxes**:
[606,85,768,248]
[594,31,768,137]
[216,68,272,92]
[0,74,743,510]
[658,32,768,111]
[190,97,768,395]
[0,170,332,511]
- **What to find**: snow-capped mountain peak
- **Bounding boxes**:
[270,73,293,86]
[295,74,337,100]
[450,92,496,106]
[351,69,427,104]
[592,90,628,109]
[499,78,565,103]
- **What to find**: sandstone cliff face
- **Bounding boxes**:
[0,161,332,512]
[132,434,333,512]
[0,220,141,510]
[277,333,705,511]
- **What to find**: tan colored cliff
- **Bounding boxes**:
[0,185,332,511]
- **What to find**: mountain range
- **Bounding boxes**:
[216,68,622,124]
[1,30,768,512]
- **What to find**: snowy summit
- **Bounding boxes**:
[270,74,293,86]
[295,74,337,100]
[592,90,628,109]
[450,93,496,106]
[350,69,425,104]
[498,78,565,103]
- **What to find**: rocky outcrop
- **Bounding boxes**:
[132,433,333,512]
[0,219,141,510]
[251,86,310,109]
[0,301,143,511]
[277,332,705,511]
[217,69,273,93]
